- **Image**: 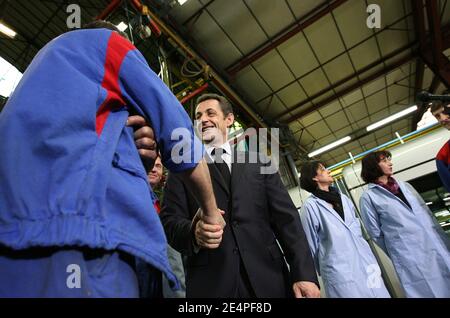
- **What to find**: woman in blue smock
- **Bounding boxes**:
[299,161,390,298]
[359,150,450,298]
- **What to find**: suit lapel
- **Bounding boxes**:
[208,163,230,196]
[231,150,246,191]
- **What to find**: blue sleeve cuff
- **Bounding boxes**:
[162,131,205,173]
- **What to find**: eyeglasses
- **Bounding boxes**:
[317,164,327,172]
[379,156,392,163]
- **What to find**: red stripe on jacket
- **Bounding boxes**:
[96,32,136,136]
[154,200,161,214]
[437,140,450,164]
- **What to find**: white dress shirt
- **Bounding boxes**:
[205,142,232,172]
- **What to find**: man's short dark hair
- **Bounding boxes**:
[361,150,392,183]
[299,161,322,193]
[82,20,129,40]
[430,101,444,113]
[196,93,233,116]
[430,89,450,112]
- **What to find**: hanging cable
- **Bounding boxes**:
[181,57,205,78]
[157,43,171,86]
[124,0,135,44]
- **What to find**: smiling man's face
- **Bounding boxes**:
[195,99,234,146]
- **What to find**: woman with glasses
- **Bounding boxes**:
[299,161,390,298]
[360,151,450,298]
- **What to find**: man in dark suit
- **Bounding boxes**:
[160,94,320,298]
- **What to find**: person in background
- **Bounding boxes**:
[430,90,450,192]
[299,161,390,298]
[0,21,223,297]
[160,94,320,298]
[147,156,165,213]
[137,155,186,298]
[359,151,450,298]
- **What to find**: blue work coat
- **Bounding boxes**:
[360,181,450,298]
[300,193,391,298]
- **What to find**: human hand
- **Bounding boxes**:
[127,115,157,166]
[202,208,226,229]
[193,208,226,249]
[292,281,321,298]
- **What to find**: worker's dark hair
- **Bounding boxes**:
[361,150,392,183]
[196,93,233,116]
[430,89,450,112]
[299,161,322,193]
[430,101,444,113]
[82,20,129,40]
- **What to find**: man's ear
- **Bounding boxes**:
[226,113,235,128]
[312,177,318,182]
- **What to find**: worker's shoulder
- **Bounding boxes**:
[54,28,110,42]
[53,28,134,51]
[299,196,321,219]
[359,188,375,203]
[301,195,317,210]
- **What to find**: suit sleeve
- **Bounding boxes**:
[264,170,319,286]
[359,193,388,254]
[299,203,321,276]
[159,172,196,256]
[118,47,204,173]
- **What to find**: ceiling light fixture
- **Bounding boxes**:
[308,136,352,158]
[366,105,418,132]
[0,22,17,38]
[116,22,128,32]
[177,0,189,5]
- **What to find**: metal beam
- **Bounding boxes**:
[145,6,266,128]
[281,23,450,124]
[411,58,425,130]
[411,0,426,95]
[411,0,426,130]
[96,0,122,20]
[10,0,66,72]
[423,0,450,88]
[182,0,215,26]
[429,75,441,93]
[256,12,414,105]
[414,59,425,96]
[0,0,9,20]
[180,83,209,104]
[286,53,415,123]
[225,0,348,76]
[275,43,415,120]
[426,0,443,67]
[421,50,450,90]
[412,0,426,49]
